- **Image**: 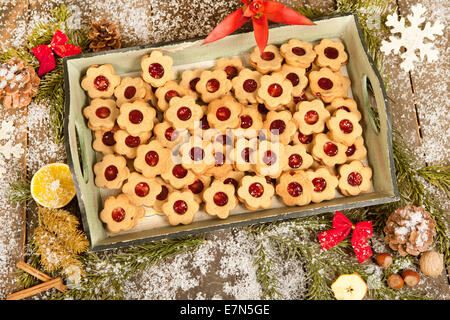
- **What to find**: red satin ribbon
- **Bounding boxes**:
[318,211,373,263]
[32,30,81,76]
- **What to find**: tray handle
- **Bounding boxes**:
[361,74,381,135]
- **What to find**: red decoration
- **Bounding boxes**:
[318,211,373,263]
[203,0,314,54]
[32,30,82,76]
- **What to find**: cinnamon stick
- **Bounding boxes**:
[6,277,65,300]
[16,260,67,292]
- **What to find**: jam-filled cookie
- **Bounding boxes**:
[293,99,330,135]
[257,73,293,110]
[116,100,156,136]
[143,83,158,107]
[345,136,367,161]
[280,39,316,68]
[204,142,234,178]
[165,95,204,130]
[314,39,348,72]
[195,69,232,103]
[203,180,238,219]
[249,45,283,74]
[154,80,189,112]
[161,160,197,190]
[230,137,258,172]
[122,172,163,207]
[114,77,147,106]
[100,193,145,234]
[309,67,344,103]
[231,68,262,104]
[255,140,287,178]
[162,190,199,225]
[186,175,212,203]
[92,127,118,155]
[326,109,362,146]
[113,129,151,159]
[291,131,315,153]
[207,95,243,130]
[153,177,174,213]
[153,121,189,148]
[213,57,243,80]
[237,175,275,210]
[275,64,308,97]
[134,140,171,178]
[284,144,314,172]
[262,110,297,144]
[94,154,130,189]
[81,64,121,99]
[306,166,339,203]
[83,98,119,132]
[179,68,205,100]
[178,136,215,175]
[141,50,175,87]
[217,170,245,191]
[326,97,361,121]
[275,171,313,206]
[311,133,347,167]
[337,160,372,196]
[234,104,263,138]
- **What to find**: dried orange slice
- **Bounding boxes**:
[31,163,76,208]
[331,273,368,300]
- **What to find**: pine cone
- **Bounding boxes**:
[88,18,122,52]
[0,57,40,109]
[384,205,436,256]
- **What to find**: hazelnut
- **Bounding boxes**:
[375,253,393,268]
[387,274,404,290]
[419,250,444,277]
[401,270,420,286]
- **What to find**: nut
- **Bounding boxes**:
[375,253,393,268]
[401,270,420,286]
[387,274,404,290]
[419,250,444,277]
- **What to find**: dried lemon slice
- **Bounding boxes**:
[331,273,368,300]
[31,163,76,208]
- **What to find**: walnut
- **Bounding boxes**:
[384,205,436,256]
[419,250,444,277]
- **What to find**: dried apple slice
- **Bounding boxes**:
[331,273,368,300]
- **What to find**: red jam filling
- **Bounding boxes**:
[111,207,125,222]
[188,179,204,194]
[172,164,187,178]
[215,134,232,146]
[241,147,253,163]
[224,66,238,80]
[339,119,353,134]
[206,78,220,93]
[243,79,257,93]
[346,144,356,157]
[223,178,238,189]
[189,78,200,91]
[156,185,169,201]
[213,192,229,206]
[145,150,159,166]
[260,51,275,61]
[95,107,110,119]
[190,147,205,161]
[177,106,192,121]
[125,135,141,148]
[164,127,178,142]
[298,132,313,145]
[102,131,116,146]
[104,165,118,181]
[267,83,283,97]
[248,182,264,198]
[318,78,333,90]
[216,107,231,121]
[288,153,303,169]
[129,110,144,124]
[323,142,338,157]
[324,47,339,59]
[94,75,109,91]
[124,86,136,99]
[164,90,179,103]
[338,106,351,112]
[287,182,303,197]
[262,150,277,166]
[304,110,319,125]
[347,172,363,186]
[286,73,299,86]
[214,152,226,167]
[292,47,306,56]
[148,63,164,79]
[173,200,188,214]
[312,177,327,192]
[293,94,307,104]
[199,115,210,130]
[270,119,286,135]
[135,182,150,197]
[240,115,253,129]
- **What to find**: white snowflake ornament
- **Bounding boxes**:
[380,4,444,72]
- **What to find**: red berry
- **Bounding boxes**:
[286,73,299,86]
[324,47,339,59]
[288,153,303,168]
[94,75,110,91]
[243,79,257,93]
[111,207,126,222]
[173,200,188,214]
[102,131,116,146]
[346,144,356,157]
[287,182,303,197]
[291,47,306,56]
[129,109,144,124]
[172,164,187,178]
[135,182,150,197]
[318,78,333,90]
[223,178,238,189]
[270,119,286,135]
[304,110,319,125]
[312,177,327,192]
[213,192,229,206]
[347,172,363,186]
[224,66,238,80]
[188,179,204,194]
[145,150,159,166]
[95,107,111,119]
[189,78,200,91]
[177,106,192,121]
[267,83,283,97]
[125,135,141,148]
[260,51,275,61]
[104,165,118,181]
[206,78,220,93]
[124,86,136,99]
[148,63,164,79]
[240,115,253,129]
[156,185,169,201]
[164,127,178,142]
[190,147,204,161]
[323,142,338,157]
[263,150,277,166]
[298,132,313,145]
[339,119,354,134]
[165,90,179,103]
[216,107,231,121]
[248,182,264,198]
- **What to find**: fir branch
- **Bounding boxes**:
[0,47,39,69]
[416,165,450,198]
[8,175,31,204]
[254,243,283,300]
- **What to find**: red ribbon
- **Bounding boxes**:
[203,0,314,54]
[32,30,82,76]
[318,212,373,263]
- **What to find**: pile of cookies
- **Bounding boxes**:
[81,38,373,234]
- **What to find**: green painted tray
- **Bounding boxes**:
[63,14,399,251]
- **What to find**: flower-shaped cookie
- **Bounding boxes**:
[309,67,344,102]
[249,45,283,74]
[255,140,287,178]
[81,64,121,99]
[195,69,232,103]
[116,100,156,136]
[141,50,175,87]
[262,110,297,144]
[122,172,163,207]
[275,64,308,97]
[204,142,234,178]
[134,140,171,178]
[114,77,147,106]
[179,68,205,100]
[161,160,197,190]
[306,166,339,203]
[92,127,118,155]
[94,154,130,189]
[230,137,258,172]
[207,95,243,130]
[338,160,372,196]
[326,109,362,146]
[233,104,263,138]
[326,97,361,121]
[178,136,215,175]
[203,180,238,219]
[83,98,119,131]
[113,129,151,159]
[213,57,243,80]
[280,39,316,68]
[237,175,275,211]
[153,177,174,213]
[154,80,189,111]
[231,68,262,104]
[165,95,204,130]
[186,175,212,203]
[162,190,199,225]
[311,133,347,167]
[276,171,313,206]
[153,121,189,148]
[314,39,348,72]
[345,136,367,161]
[217,170,245,191]
[257,73,293,110]
[284,144,314,172]
[143,83,158,107]
[291,131,315,153]
[293,100,330,135]
[100,193,145,234]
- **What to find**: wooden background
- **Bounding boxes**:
[0,0,448,299]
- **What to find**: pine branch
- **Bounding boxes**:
[8,176,31,204]
[254,243,283,299]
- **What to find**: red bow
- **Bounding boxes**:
[318,212,373,263]
[32,30,81,76]
[203,0,314,54]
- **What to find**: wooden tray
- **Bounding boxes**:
[63,13,399,251]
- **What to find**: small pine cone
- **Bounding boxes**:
[0,57,40,109]
[88,18,122,53]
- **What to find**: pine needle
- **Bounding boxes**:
[8,175,31,204]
